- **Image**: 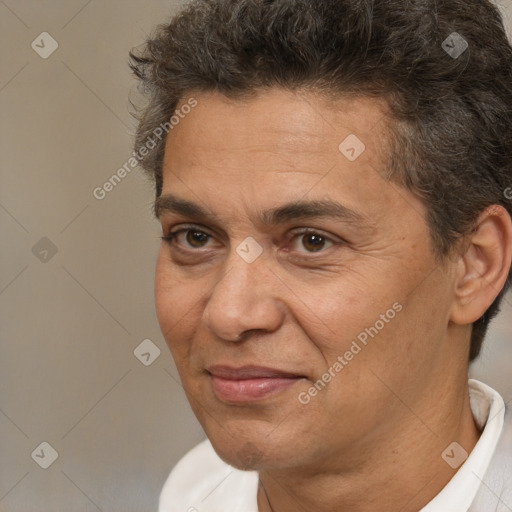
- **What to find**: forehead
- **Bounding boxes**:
[158,89,417,227]
[163,89,388,190]
[165,88,390,170]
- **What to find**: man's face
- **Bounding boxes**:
[155,89,460,471]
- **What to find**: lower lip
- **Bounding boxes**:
[210,375,302,403]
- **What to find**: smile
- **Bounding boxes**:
[207,365,305,403]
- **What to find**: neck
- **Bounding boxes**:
[258,379,480,512]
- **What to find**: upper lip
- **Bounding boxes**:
[207,365,304,380]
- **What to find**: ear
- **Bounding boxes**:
[450,205,512,326]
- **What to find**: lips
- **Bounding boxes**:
[207,365,305,403]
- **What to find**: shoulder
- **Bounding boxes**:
[159,439,259,512]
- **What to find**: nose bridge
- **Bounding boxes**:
[217,252,255,301]
[203,247,283,341]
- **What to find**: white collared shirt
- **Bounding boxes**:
[420,379,505,511]
[159,379,505,512]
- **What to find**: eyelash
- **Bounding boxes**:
[161,225,340,254]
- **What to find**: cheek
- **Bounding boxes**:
[154,252,203,351]
[294,267,418,389]
[289,272,390,350]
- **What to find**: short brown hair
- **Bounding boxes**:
[130,0,512,361]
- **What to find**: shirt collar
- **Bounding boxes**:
[420,379,505,512]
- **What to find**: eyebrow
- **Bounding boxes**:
[154,193,367,226]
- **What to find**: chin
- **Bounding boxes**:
[206,426,300,472]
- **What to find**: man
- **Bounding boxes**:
[130,0,512,510]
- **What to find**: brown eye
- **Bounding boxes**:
[164,229,212,249]
[302,233,326,252]
[185,230,210,248]
[291,232,334,253]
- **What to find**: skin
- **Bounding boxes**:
[154,88,512,512]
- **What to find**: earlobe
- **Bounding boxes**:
[450,205,512,326]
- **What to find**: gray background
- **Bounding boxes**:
[0,1,511,511]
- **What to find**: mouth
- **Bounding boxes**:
[206,365,306,403]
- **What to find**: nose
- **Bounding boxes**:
[202,252,285,342]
